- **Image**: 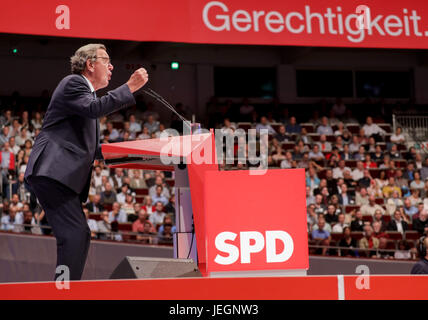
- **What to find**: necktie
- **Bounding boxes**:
[93,91,100,158]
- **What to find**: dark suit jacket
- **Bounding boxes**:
[25,74,135,201]
[387,220,409,232]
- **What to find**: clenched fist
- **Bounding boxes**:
[126,68,149,93]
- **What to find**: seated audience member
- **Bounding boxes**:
[324,204,338,224]
[294,128,313,145]
[144,115,160,134]
[353,145,366,161]
[372,221,388,239]
[362,116,386,139]
[363,153,377,169]
[382,177,402,198]
[409,189,422,207]
[413,209,428,235]
[316,134,332,152]
[316,116,333,135]
[333,160,351,180]
[374,237,394,259]
[136,221,158,243]
[157,223,174,244]
[311,217,331,256]
[84,208,98,239]
[402,197,418,218]
[371,145,384,162]
[85,194,104,213]
[387,209,409,234]
[385,190,403,215]
[338,183,353,206]
[410,171,425,192]
[255,116,276,135]
[132,209,156,234]
[394,240,413,260]
[129,169,147,189]
[358,225,380,258]
[108,202,127,223]
[351,161,364,181]
[360,195,386,216]
[421,157,428,181]
[151,185,169,207]
[149,202,166,229]
[332,213,348,233]
[149,176,171,199]
[308,144,325,161]
[100,182,117,205]
[338,227,357,257]
[355,187,369,206]
[388,144,401,159]
[351,210,365,232]
[390,127,405,144]
[285,116,301,134]
[97,211,112,240]
[273,125,288,143]
[122,193,137,222]
[373,209,387,232]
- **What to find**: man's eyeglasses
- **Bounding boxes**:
[95,56,112,65]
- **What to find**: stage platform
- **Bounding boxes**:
[1,275,427,300]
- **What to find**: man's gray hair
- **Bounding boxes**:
[70,44,106,74]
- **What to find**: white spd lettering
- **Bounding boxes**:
[214,230,294,265]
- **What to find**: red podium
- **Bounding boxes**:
[102,131,308,277]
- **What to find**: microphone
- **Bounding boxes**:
[142,88,190,125]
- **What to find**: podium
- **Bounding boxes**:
[102,131,309,277]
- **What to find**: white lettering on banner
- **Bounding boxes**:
[214,230,294,265]
[55,5,70,30]
[201,1,428,43]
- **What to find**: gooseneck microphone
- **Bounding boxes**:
[142,88,190,124]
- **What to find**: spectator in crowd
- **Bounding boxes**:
[85,194,104,213]
[137,126,151,140]
[349,135,360,153]
[1,207,23,232]
[280,151,293,169]
[390,127,405,144]
[316,134,332,152]
[100,182,117,205]
[122,193,137,221]
[306,166,320,195]
[164,194,176,216]
[338,226,357,257]
[413,209,428,235]
[353,146,366,161]
[311,217,331,256]
[362,116,386,139]
[295,128,313,145]
[9,137,20,155]
[149,176,170,199]
[410,171,425,191]
[128,114,141,134]
[111,168,124,191]
[403,162,415,181]
[273,125,288,143]
[387,209,409,234]
[358,225,379,257]
[324,204,338,224]
[129,169,147,189]
[135,220,157,244]
[402,197,418,218]
[332,213,348,233]
[132,209,156,234]
[108,202,127,223]
[355,187,369,206]
[143,115,160,134]
[316,117,333,135]
[372,221,388,239]
[31,111,43,130]
[84,208,98,239]
[149,202,166,229]
[358,169,373,189]
[389,144,401,160]
[332,160,351,180]
[394,240,412,260]
[340,144,353,161]
[256,116,276,135]
[97,211,112,240]
[0,126,11,146]
[373,210,388,232]
[285,116,301,134]
[363,154,377,169]
[15,128,32,147]
[308,144,324,162]
[415,153,424,170]
[374,237,394,259]
[361,195,385,216]
[105,122,120,142]
[334,122,345,137]
[395,169,409,193]
[383,177,402,198]
[338,183,353,206]
[158,215,176,236]
[409,189,422,207]
[151,185,169,207]
[351,161,364,181]
[385,190,403,215]
[116,184,131,204]
[158,222,174,244]
[371,144,384,162]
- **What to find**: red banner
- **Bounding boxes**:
[1,0,428,49]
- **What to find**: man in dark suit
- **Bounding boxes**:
[25,44,148,280]
[387,209,409,233]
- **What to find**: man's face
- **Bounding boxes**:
[91,49,113,90]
